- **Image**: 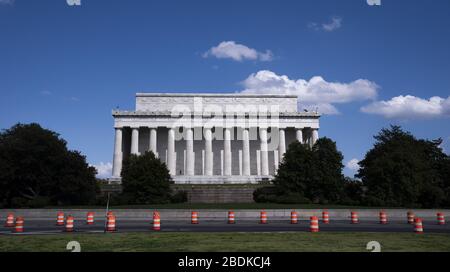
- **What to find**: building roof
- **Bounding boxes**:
[112,110,320,118]
[136,92,298,98]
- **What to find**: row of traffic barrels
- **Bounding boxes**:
[192,210,444,233]
[3,210,446,233]
[4,211,117,233]
[192,210,445,226]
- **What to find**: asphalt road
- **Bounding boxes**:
[1,219,450,235]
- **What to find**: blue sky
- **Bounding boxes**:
[1,0,449,177]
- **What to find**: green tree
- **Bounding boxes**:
[341,177,364,205]
[0,123,97,207]
[272,137,345,204]
[311,138,345,203]
[440,158,450,207]
[357,125,449,208]
[121,151,173,204]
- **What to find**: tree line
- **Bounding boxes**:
[255,125,450,208]
[1,123,449,208]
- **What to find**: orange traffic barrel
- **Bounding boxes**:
[322,211,330,224]
[351,211,359,224]
[56,212,65,226]
[191,211,199,224]
[13,217,24,233]
[228,211,235,224]
[65,215,74,232]
[106,215,116,232]
[414,218,424,233]
[153,211,161,231]
[407,211,415,224]
[260,210,268,224]
[290,211,298,224]
[86,212,94,225]
[310,216,319,232]
[5,213,14,227]
[437,213,445,225]
[379,211,388,224]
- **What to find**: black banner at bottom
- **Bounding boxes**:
[0,252,448,271]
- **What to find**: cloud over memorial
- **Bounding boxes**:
[203,41,273,62]
[361,95,450,119]
[346,158,360,171]
[92,162,112,179]
[240,70,379,114]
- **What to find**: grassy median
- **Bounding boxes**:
[0,232,449,252]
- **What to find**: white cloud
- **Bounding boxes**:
[92,162,112,179]
[322,17,342,32]
[40,90,51,96]
[306,103,340,115]
[203,41,273,62]
[241,70,378,114]
[346,159,360,171]
[361,95,450,119]
[309,16,342,32]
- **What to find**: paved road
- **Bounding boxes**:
[1,219,450,235]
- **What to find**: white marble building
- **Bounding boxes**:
[110,93,320,184]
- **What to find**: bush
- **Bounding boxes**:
[95,192,126,206]
[27,196,51,208]
[273,138,345,204]
[362,196,386,207]
[253,186,311,204]
[171,190,188,203]
[253,186,278,203]
[274,193,311,204]
[418,186,446,208]
[341,178,364,205]
[121,151,173,204]
[7,196,51,208]
[338,197,361,206]
[10,197,29,208]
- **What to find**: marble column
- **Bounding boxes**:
[149,128,157,155]
[204,128,213,176]
[224,128,232,176]
[274,150,279,173]
[311,129,319,146]
[186,127,195,176]
[112,127,123,177]
[167,128,176,175]
[296,128,303,143]
[260,128,269,176]
[131,127,139,155]
[242,128,251,176]
[279,128,286,163]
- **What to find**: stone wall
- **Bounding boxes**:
[175,186,257,203]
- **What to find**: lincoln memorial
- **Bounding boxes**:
[109,93,320,184]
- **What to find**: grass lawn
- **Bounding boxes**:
[1,232,449,252]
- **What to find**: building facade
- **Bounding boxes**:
[110,93,320,184]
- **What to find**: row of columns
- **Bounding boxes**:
[112,127,319,178]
